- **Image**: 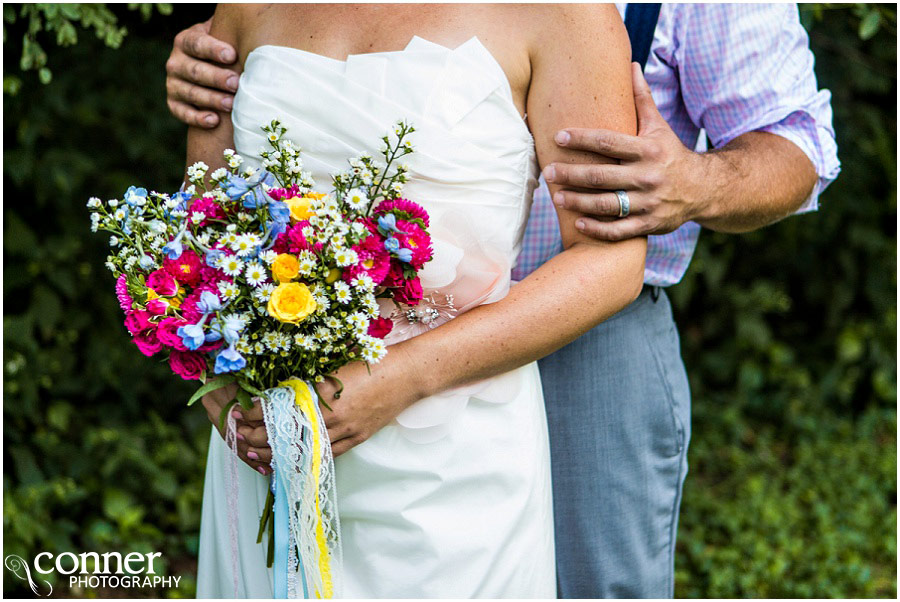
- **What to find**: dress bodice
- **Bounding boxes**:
[233,36,538,308]
[231,36,540,443]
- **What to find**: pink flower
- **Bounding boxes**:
[382,262,406,289]
[198,338,225,353]
[187,196,226,227]
[133,328,163,357]
[124,310,153,335]
[146,298,170,316]
[147,269,178,297]
[374,198,430,227]
[157,317,189,351]
[396,220,433,269]
[267,184,300,201]
[394,276,423,305]
[180,284,218,323]
[164,249,203,287]
[115,275,133,312]
[169,350,207,380]
[367,316,394,339]
[344,234,391,285]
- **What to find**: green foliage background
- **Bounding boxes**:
[3,3,896,598]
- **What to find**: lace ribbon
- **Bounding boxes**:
[261,380,342,598]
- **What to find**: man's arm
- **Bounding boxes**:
[544,3,839,241]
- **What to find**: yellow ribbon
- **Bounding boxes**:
[279,379,334,598]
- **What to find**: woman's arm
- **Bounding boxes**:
[184,5,243,175]
[399,5,643,389]
[245,6,646,457]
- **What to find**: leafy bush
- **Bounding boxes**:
[2,3,895,598]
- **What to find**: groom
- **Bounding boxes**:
[166,4,839,598]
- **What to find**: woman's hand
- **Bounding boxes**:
[201,383,272,475]
[318,357,421,457]
[233,350,423,461]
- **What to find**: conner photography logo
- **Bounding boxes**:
[4,551,181,596]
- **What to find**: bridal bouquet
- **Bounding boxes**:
[88,119,433,598]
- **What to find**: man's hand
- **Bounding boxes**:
[166,18,239,129]
[545,62,700,241]
[201,382,272,475]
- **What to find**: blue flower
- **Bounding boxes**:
[205,249,225,268]
[138,255,155,271]
[214,345,246,374]
[396,248,413,263]
[177,323,206,351]
[222,315,245,345]
[223,175,251,201]
[197,291,222,314]
[162,231,185,260]
[124,186,148,207]
[204,329,222,343]
[384,236,400,253]
[268,200,290,223]
[378,214,399,235]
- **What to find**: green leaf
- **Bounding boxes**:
[218,399,237,432]
[186,375,235,406]
[38,67,51,85]
[859,9,881,40]
[235,387,252,410]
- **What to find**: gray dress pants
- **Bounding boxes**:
[540,286,692,598]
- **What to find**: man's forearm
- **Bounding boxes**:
[688,131,818,233]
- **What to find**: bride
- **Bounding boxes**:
[191,3,643,598]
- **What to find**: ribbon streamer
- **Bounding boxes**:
[262,380,342,598]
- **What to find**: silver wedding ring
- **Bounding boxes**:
[615,189,631,218]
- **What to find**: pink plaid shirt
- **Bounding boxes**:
[512,3,841,285]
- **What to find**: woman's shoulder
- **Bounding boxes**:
[523,4,628,60]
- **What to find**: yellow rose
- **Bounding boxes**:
[285,193,327,223]
[271,253,300,283]
[267,282,317,325]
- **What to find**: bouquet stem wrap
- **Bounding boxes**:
[225,380,342,598]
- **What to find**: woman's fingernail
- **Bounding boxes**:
[221,49,236,63]
[248,451,259,461]
[555,130,570,145]
[204,115,216,127]
[232,410,242,420]
[576,219,587,231]
[553,192,565,207]
[226,74,239,91]
[236,432,245,441]
[543,165,556,182]
[256,466,266,475]
[221,96,233,110]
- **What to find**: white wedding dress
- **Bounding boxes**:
[197,37,555,598]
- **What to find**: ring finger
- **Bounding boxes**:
[554,190,640,217]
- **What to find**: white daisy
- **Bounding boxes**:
[351,274,375,292]
[210,167,229,182]
[253,283,275,303]
[259,250,278,265]
[333,281,352,304]
[191,211,206,225]
[294,334,316,351]
[244,262,267,287]
[218,282,240,301]
[346,188,369,211]
[220,255,243,277]
[334,249,358,268]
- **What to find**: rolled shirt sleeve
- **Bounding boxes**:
[675,3,841,212]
